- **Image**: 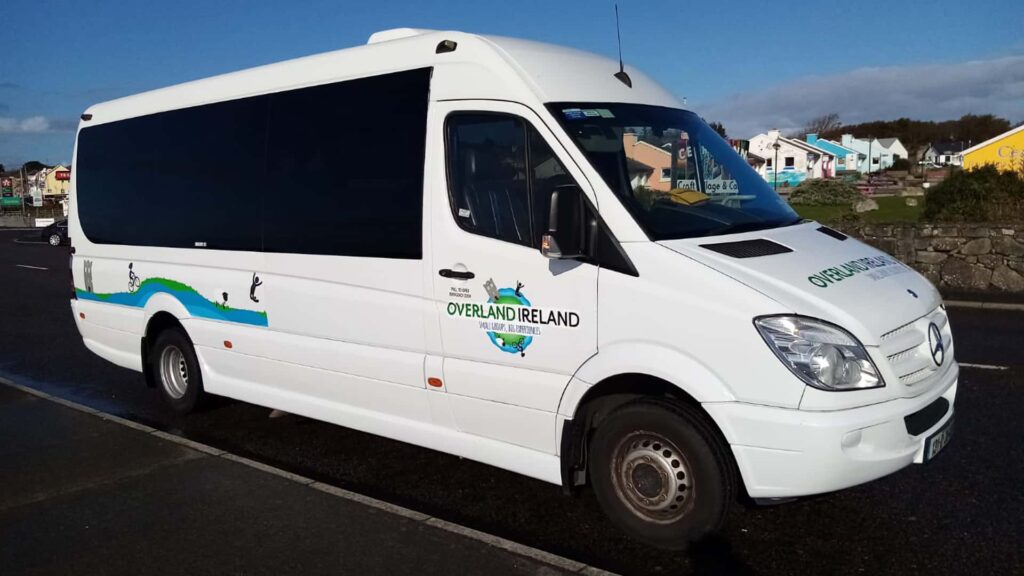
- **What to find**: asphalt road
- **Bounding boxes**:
[1,228,1022,575]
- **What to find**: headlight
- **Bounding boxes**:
[754,316,884,391]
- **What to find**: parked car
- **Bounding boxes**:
[40,219,68,246]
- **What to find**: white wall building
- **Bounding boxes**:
[749,130,834,188]
[840,135,892,173]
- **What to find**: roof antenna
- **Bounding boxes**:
[613,4,632,88]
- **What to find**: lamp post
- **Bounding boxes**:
[772,141,781,191]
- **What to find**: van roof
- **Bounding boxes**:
[81,29,683,126]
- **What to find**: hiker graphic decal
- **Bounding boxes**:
[250,273,263,303]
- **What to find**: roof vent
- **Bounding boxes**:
[700,239,793,258]
[367,28,437,44]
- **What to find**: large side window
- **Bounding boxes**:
[77,67,430,257]
[77,95,268,250]
[264,68,430,258]
[446,114,576,248]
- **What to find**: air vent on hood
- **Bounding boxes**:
[817,226,848,241]
[700,239,793,258]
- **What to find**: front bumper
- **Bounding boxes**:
[704,361,958,499]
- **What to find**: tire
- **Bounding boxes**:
[150,327,206,414]
[48,234,61,246]
[589,399,735,549]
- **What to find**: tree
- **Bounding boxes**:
[0,163,5,174]
[22,161,47,174]
[801,113,842,137]
[708,121,728,139]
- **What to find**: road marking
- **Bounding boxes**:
[0,376,610,575]
[16,264,48,270]
[960,362,1010,370]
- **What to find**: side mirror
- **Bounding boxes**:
[541,185,586,259]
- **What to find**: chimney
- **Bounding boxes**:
[807,133,818,144]
[841,134,853,147]
[768,129,781,142]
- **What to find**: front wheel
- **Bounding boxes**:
[150,327,206,414]
[589,400,735,549]
[48,234,62,246]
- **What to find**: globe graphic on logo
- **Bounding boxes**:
[487,288,533,355]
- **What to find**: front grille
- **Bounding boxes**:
[879,307,953,387]
[905,397,950,436]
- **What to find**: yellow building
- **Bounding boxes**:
[42,165,71,197]
[962,124,1024,171]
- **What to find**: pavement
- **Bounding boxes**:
[0,382,582,576]
[2,228,1023,575]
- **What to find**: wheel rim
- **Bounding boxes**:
[610,431,694,524]
[49,234,60,245]
[159,345,189,399]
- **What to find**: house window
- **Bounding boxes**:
[784,156,795,167]
[766,158,772,168]
[661,167,672,181]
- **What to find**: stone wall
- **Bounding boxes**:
[848,223,1024,292]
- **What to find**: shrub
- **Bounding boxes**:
[787,179,863,206]
[922,165,1024,222]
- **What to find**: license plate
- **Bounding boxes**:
[924,415,954,462]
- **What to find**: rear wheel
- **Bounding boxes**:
[48,234,61,246]
[150,327,205,414]
[589,399,735,549]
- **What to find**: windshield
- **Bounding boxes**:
[548,103,800,240]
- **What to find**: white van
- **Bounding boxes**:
[69,28,956,548]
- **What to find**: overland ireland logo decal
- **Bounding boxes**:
[445,278,580,357]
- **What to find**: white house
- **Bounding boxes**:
[927,141,968,167]
[877,138,908,163]
[749,129,835,187]
[840,134,892,173]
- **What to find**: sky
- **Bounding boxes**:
[1,0,1022,167]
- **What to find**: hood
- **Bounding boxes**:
[659,222,940,345]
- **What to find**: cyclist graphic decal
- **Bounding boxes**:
[128,263,141,293]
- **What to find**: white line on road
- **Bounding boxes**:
[960,363,1010,370]
[16,264,48,270]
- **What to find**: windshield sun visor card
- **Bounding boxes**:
[562,108,586,120]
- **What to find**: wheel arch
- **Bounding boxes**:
[140,309,189,389]
[557,344,739,495]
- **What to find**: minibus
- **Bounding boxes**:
[69,28,957,548]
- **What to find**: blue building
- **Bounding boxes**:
[806,134,863,173]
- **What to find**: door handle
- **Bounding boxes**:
[439,268,475,280]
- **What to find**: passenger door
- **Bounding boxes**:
[429,102,599,454]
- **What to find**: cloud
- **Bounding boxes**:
[697,55,1024,138]
[0,116,76,133]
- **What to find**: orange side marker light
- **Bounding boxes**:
[79,312,85,319]
[223,340,233,349]
[427,377,443,388]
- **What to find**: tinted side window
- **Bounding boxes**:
[77,96,268,250]
[264,68,430,258]
[446,115,531,246]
